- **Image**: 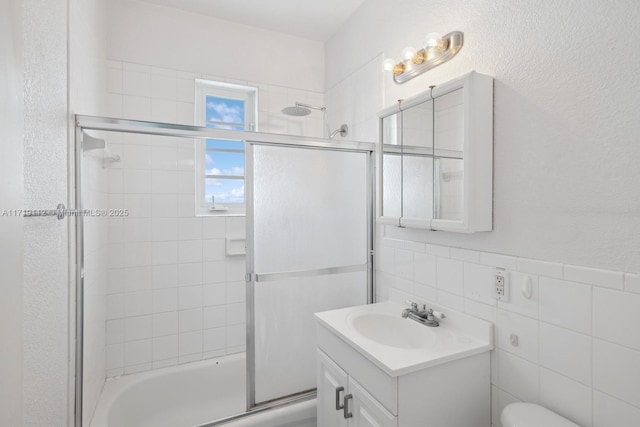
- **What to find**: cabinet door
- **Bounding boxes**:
[381,112,402,219]
[348,378,397,427]
[401,99,434,222]
[378,72,493,233]
[433,88,464,222]
[317,350,349,427]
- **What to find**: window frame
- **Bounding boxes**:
[194,79,258,216]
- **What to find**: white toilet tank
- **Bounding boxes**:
[501,403,579,427]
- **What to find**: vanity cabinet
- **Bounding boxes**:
[316,313,491,427]
[378,71,493,233]
[318,350,397,427]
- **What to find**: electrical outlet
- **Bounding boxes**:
[495,268,509,301]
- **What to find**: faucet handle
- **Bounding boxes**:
[432,311,446,322]
[405,300,418,309]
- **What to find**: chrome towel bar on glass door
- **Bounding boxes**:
[22,203,67,220]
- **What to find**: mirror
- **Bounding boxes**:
[381,113,401,218]
[402,100,434,219]
[434,88,464,221]
[377,72,494,233]
[381,101,435,220]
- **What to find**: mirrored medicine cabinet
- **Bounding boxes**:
[378,71,493,233]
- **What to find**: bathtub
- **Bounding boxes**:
[90,353,316,427]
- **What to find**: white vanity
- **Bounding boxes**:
[315,290,493,427]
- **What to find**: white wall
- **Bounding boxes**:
[3,1,109,426]
[0,0,24,425]
[107,0,325,92]
[327,0,640,273]
[21,0,70,424]
[326,0,640,425]
[69,0,109,423]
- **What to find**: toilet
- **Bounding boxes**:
[501,403,579,427]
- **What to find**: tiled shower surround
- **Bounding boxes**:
[102,60,325,376]
[376,233,640,426]
[104,140,248,375]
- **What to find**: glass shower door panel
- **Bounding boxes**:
[252,145,367,272]
[251,144,369,404]
[254,271,366,403]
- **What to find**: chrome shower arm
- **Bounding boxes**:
[295,102,326,111]
[330,124,348,139]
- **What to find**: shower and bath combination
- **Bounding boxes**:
[281,102,348,139]
[74,113,373,427]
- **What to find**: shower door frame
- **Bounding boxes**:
[244,140,375,411]
[73,115,375,427]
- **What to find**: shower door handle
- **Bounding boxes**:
[335,386,344,410]
[22,203,67,220]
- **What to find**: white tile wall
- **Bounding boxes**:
[105,61,251,377]
[593,339,640,408]
[516,258,563,280]
[539,368,593,427]
[376,235,640,426]
[564,264,624,290]
[325,55,381,143]
[498,350,539,403]
[539,277,591,335]
[593,288,640,351]
[497,310,538,364]
[108,60,325,136]
[104,58,327,377]
[539,323,591,385]
[436,258,464,295]
[593,391,640,426]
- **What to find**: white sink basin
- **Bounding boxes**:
[346,312,436,349]
[315,289,493,376]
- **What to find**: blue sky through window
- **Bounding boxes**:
[205,178,244,204]
[206,96,245,129]
[206,139,244,150]
[204,96,245,204]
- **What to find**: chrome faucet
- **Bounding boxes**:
[401,301,445,327]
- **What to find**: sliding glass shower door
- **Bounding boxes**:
[246,142,371,407]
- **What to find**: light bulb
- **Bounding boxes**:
[401,46,417,61]
[424,32,443,48]
[382,58,397,72]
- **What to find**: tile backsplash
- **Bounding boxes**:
[376,232,640,427]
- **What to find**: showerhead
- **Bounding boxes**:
[281,102,326,117]
[281,105,312,116]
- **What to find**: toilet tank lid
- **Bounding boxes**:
[501,403,579,427]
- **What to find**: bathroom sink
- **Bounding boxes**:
[346,312,436,349]
[315,289,493,376]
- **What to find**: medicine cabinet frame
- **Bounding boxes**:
[377,71,493,233]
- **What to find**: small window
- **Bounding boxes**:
[194,80,258,215]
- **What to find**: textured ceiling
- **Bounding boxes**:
[139,0,367,41]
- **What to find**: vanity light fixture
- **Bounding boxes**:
[383,31,464,84]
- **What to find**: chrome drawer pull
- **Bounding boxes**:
[343,394,353,419]
[335,386,344,410]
